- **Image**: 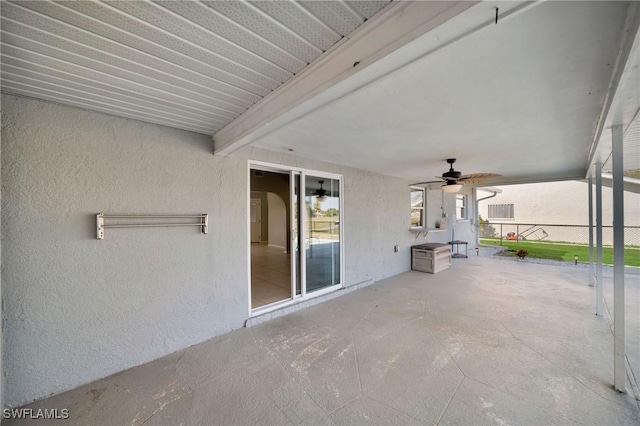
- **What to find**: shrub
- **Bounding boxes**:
[478,215,497,238]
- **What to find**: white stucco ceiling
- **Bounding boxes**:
[253,1,632,185]
[0,0,390,134]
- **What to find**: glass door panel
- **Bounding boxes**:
[291,172,302,296]
[304,175,341,292]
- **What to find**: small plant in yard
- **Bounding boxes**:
[516,249,529,260]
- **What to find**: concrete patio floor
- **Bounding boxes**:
[8,257,640,425]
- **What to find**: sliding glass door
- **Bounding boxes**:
[304,175,341,293]
[250,161,342,313]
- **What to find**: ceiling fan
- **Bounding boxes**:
[414,159,501,192]
[315,180,327,202]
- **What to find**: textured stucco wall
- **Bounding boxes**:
[2,95,249,407]
[1,95,469,407]
[421,186,478,250]
[449,187,478,249]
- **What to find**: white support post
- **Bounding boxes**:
[611,124,626,392]
[595,162,604,316]
[588,176,594,287]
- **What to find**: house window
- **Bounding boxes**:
[488,203,514,220]
[456,194,468,220]
[410,186,425,228]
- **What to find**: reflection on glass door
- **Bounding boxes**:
[304,176,341,292]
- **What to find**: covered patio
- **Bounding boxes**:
[9,257,639,425]
[2,0,640,419]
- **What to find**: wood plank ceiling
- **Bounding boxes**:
[0,0,391,134]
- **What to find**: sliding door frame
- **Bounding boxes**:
[248,160,345,318]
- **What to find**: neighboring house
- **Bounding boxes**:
[478,180,640,226]
[478,181,640,245]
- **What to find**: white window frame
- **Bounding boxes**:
[410,186,426,228]
[456,194,468,221]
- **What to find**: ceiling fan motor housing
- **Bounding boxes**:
[442,158,461,180]
[442,170,462,180]
[316,180,327,198]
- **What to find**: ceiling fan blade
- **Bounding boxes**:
[413,162,501,187]
[410,179,444,186]
[459,173,502,180]
[457,179,486,184]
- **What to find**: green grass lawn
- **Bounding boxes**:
[480,238,640,267]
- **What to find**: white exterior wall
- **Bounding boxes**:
[419,185,478,250]
[1,95,471,407]
[451,187,477,247]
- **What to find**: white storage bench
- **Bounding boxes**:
[411,243,451,274]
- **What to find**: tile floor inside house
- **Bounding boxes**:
[8,257,640,425]
[251,243,292,308]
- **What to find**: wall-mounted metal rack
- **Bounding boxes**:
[96,214,208,240]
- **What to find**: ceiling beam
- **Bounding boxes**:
[213,0,486,156]
[213,1,545,157]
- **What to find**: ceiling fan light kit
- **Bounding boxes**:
[442,182,463,193]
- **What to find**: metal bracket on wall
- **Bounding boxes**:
[96,214,208,240]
